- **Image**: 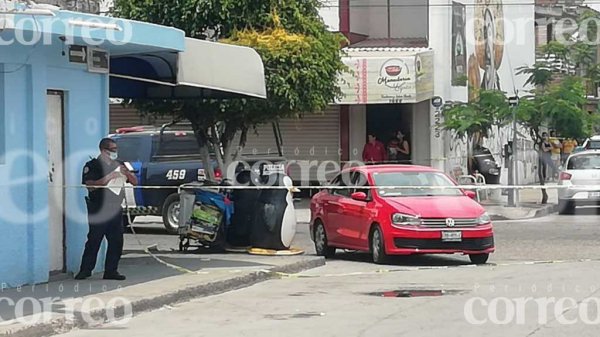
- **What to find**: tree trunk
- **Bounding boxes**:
[190,123,216,181]
[210,125,225,174]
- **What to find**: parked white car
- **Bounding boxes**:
[582,135,600,150]
[557,150,600,214]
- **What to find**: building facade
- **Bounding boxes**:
[108,0,539,186]
[0,2,186,287]
[246,0,537,185]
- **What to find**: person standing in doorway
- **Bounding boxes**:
[75,138,138,280]
[362,133,387,164]
[387,130,411,164]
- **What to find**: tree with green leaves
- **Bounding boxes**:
[112,0,347,179]
[516,66,598,202]
[514,8,600,203]
[442,89,511,174]
[438,8,600,204]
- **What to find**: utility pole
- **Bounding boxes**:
[508,96,519,207]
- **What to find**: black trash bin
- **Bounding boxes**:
[227,170,263,247]
[250,172,296,251]
[472,146,501,184]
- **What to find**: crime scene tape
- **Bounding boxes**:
[41,184,600,191]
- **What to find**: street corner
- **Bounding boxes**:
[485,203,558,221]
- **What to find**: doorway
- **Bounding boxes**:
[366,104,413,159]
[47,90,66,274]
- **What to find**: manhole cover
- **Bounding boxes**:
[368,289,465,298]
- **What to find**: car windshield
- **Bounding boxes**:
[567,154,600,170]
[372,171,463,197]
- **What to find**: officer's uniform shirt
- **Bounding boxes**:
[82,156,125,214]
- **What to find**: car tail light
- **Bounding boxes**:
[214,168,223,179]
[559,172,572,181]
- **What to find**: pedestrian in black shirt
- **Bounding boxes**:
[75,138,138,280]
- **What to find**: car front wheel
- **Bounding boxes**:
[370,225,389,264]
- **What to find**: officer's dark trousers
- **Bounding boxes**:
[79,206,124,274]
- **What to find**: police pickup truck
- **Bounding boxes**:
[111,122,287,233]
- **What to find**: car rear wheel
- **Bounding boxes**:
[558,199,575,215]
[370,225,388,264]
[162,194,181,234]
[314,221,336,258]
[469,253,489,265]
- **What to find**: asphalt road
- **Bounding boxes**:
[58,207,600,337]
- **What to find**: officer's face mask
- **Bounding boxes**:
[108,151,118,161]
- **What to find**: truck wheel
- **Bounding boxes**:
[162,194,181,234]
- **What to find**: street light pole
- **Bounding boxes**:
[508,96,519,207]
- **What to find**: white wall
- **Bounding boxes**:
[348,105,367,161]
[412,101,431,166]
[429,0,452,171]
[429,0,538,184]
[319,0,340,31]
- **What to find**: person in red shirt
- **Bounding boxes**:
[362,134,388,164]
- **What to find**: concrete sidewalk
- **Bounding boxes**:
[0,249,323,337]
[479,184,559,220]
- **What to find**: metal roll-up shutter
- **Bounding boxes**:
[241,106,341,183]
[109,104,176,133]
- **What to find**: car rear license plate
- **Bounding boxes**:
[442,231,462,242]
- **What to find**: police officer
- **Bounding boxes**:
[75,138,138,280]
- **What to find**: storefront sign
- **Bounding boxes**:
[337,50,434,105]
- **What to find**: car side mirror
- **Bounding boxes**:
[351,191,368,201]
[464,190,477,200]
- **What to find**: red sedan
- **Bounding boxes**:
[309,165,495,264]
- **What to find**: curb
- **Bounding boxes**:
[1,257,325,337]
[488,204,558,221]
